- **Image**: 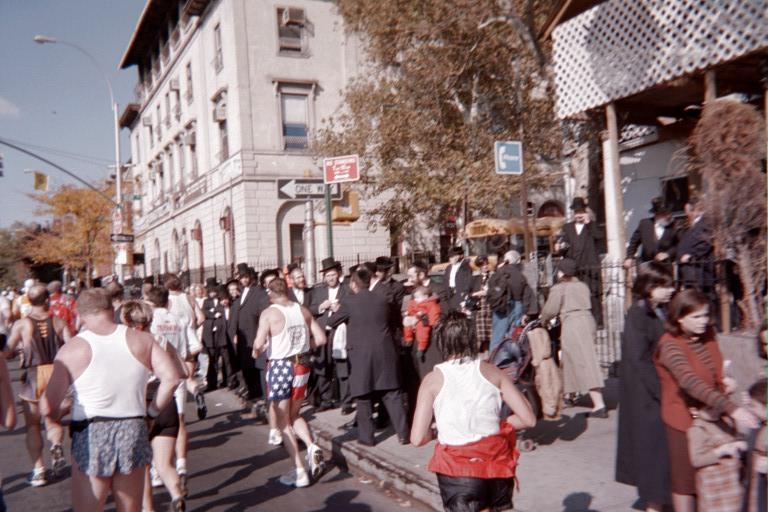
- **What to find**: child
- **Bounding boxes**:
[687,404,746,512]
[744,378,766,512]
[403,286,442,361]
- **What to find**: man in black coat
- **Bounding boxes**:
[287,266,312,307]
[442,246,472,312]
[556,197,604,326]
[203,284,235,391]
[228,263,269,404]
[370,256,406,340]
[308,258,348,411]
[329,267,410,446]
[623,197,679,269]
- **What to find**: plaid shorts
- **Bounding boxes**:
[266,356,310,402]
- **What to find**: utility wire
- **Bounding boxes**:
[0,137,113,166]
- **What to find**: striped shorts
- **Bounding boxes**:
[266,356,310,402]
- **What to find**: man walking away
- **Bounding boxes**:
[623,197,679,270]
[487,251,538,352]
[40,288,181,512]
[253,278,327,487]
[4,284,71,486]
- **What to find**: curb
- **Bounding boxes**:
[311,420,442,511]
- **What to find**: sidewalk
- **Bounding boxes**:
[309,378,641,512]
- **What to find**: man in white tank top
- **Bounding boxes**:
[39,288,181,512]
[253,278,327,488]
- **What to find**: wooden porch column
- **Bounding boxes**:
[602,102,626,260]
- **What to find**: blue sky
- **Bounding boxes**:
[0,1,145,227]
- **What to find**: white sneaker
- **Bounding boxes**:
[150,465,163,488]
[28,467,46,487]
[306,444,324,480]
[279,468,310,488]
[268,428,283,446]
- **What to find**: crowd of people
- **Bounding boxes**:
[0,194,763,512]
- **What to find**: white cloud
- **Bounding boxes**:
[0,96,20,118]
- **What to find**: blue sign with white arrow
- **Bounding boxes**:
[494,141,523,175]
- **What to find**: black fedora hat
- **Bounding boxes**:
[320,257,341,273]
[205,277,218,290]
[235,262,251,278]
[375,256,394,271]
[649,197,671,214]
[570,197,588,211]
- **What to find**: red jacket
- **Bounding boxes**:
[428,421,520,479]
[403,297,441,350]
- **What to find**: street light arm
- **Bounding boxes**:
[34,35,115,106]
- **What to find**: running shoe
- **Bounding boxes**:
[50,443,66,476]
[176,462,188,497]
[195,392,207,420]
[267,428,283,446]
[306,444,325,480]
[28,467,46,487]
[150,464,163,488]
[171,497,186,512]
[279,468,310,488]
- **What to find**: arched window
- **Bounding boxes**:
[171,229,180,273]
[219,206,234,276]
[191,220,204,282]
[153,238,161,277]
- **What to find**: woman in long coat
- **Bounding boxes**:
[540,258,606,416]
[615,264,675,512]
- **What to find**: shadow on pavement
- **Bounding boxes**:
[562,491,598,512]
[526,413,588,445]
[307,490,373,512]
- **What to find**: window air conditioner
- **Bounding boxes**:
[170,78,180,91]
[184,132,196,146]
[142,117,153,127]
[282,7,305,26]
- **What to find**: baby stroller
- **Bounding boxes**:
[488,320,543,452]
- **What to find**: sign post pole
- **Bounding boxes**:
[303,199,316,286]
[324,185,334,259]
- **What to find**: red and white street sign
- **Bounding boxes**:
[323,154,360,184]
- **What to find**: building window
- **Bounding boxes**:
[173,88,181,120]
[277,7,306,55]
[213,92,228,161]
[148,123,154,148]
[176,137,185,187]
[156,104,162,141]
[281,92,309,150]
[164,93,171,127]
[213,24,223,72]
[166,147,175,193]
[185,63,193,104]
[185,126,198,179]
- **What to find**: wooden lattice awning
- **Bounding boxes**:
[552,0,768,120]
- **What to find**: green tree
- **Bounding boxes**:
[317,0,561,236]
[0,223,31,288]
[24,184,113,287]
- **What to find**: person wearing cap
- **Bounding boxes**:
[540,258,607,418]
[13,278,37,321]
[555,197,604,327]
[370,256,406,338]
[623,197,679,270]
[308,258,348,411]
[488,250,538,352]
[202,279,234,391]
[442,247,472,313]
[228,263,269,407]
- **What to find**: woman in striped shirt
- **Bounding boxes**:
[654,289,759,512]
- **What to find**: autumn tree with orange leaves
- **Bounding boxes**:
[24,184,113,286]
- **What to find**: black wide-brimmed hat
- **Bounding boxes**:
[320,257,341,273]
[570,197,588,211]
[205,277,218,290]
[235,262,251,278]
[649,197,671,214]
[557,258,577,277]
[375,256,394,271]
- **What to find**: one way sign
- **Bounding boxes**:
[277,179,341,200]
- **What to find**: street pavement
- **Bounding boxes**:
[0,362,426,512]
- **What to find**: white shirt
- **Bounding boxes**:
[327,285,339,304]
[449,262,461,289]
[654,221,666,241]
[575,222,585,235]
[240,286,250,304]
[369,278,381,291]
[293,288,304,305]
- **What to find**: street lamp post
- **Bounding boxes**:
[34,35,126,283]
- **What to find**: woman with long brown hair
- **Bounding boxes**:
[654,289,759,512]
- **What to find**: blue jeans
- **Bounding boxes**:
[490,300,523,352]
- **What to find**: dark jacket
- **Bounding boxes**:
[676,218,715,290]
[228,285,269,368]
[626,217,679,262]
[309,283,349,365]
[288,287,312,308]
[370,277,406,342]
[558,221,603,269]
[442,259,473,312]
[616,301,671,505]
[329,289,401,397]
[494,263,539,315]
[202,297,219,348]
